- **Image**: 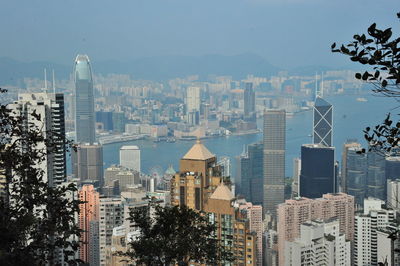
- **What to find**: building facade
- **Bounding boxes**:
[263,110,285,217]
[299,144,336,199]
[277,193,354,265]
[9,92,67,187]
[313,97,332,147]
[119,145,141,173]
[72,144,104,186]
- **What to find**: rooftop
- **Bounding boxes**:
[120,145,140,150]
[209,183,234,201]
[182,139,215,160]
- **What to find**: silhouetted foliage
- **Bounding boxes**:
[332,13,400,155]
[117,203,234,266]
[0,88,82,265]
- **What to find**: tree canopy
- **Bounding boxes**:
[332,13,400,155]
[117,202,234,266]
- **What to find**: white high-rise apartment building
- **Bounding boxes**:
[354,198,396,266]
[120,145,141,173]
[285,219,351,266]
[9,92,66,187]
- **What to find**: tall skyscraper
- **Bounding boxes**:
[72,144,104,186]
[78,184,99,264]
[341,141,362,193]
[386,156,400,180]
[291,158,301,197]
[367,151,386,200]
[387,179,400,212]
[186,86,200,113]
[74,54,95,144]
[313,97,332,147]
[299,144,336,199]
[263,110,286,216]
[119,145,141,173]
[277,193,355,265]
[244,82,256,121]
[9,92,67,187]
[345,146,367,207]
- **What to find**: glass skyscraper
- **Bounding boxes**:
[313,97,332,147]
[74,54,95,144]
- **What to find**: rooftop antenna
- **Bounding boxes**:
[321,72,324,98]
[52,69,56,94]
[315,72,318,100]
[44,68,47,92]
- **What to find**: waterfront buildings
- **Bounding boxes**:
[277,193,354,265]
[313,97,332,147]
[284,219,351,266]
[78,184,100,264]
[263,110,285,217]
[354,198,395,266]
[72,143,104,186]
[299,144,336,199]
[74,54,96,144]
[9,92,67,186]
[119,145,141,173]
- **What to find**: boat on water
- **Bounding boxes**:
[356,97,368,102]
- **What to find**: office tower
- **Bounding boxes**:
[74,54,95,144]
[244,82,256,121]
[104,165,140,192]
[292,158,301,197]
[354,198,395,266]
[263,110,285,216]
[78,184,99,264]
[299,144,336,199]
[249,143,264,205]
[99,198,123,266]
[204,183,258,265]
[112,112,125,133]
[217,156,231,178]
[119,145,141,173]
[387,179,400,212]
[238,201,263,266]
[386,156,400,180]
[344,146,367,207]
[72,144,104,186]
[313,97,332,147]
[341,141,362,193]
[171,139,222,210]
[277,193,354,265]
[367,151,386,200]
[9,92,67,187]
[236,153,250,196]
[285,220,351,266]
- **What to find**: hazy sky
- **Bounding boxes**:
[0,0,398,68]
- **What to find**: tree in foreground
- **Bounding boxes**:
[0,89,82,265]
[117,202,234,265]
[331,13,400,155]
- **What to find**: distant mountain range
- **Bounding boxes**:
[0,54,355,86]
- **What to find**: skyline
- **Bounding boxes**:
[0,0,398,70]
